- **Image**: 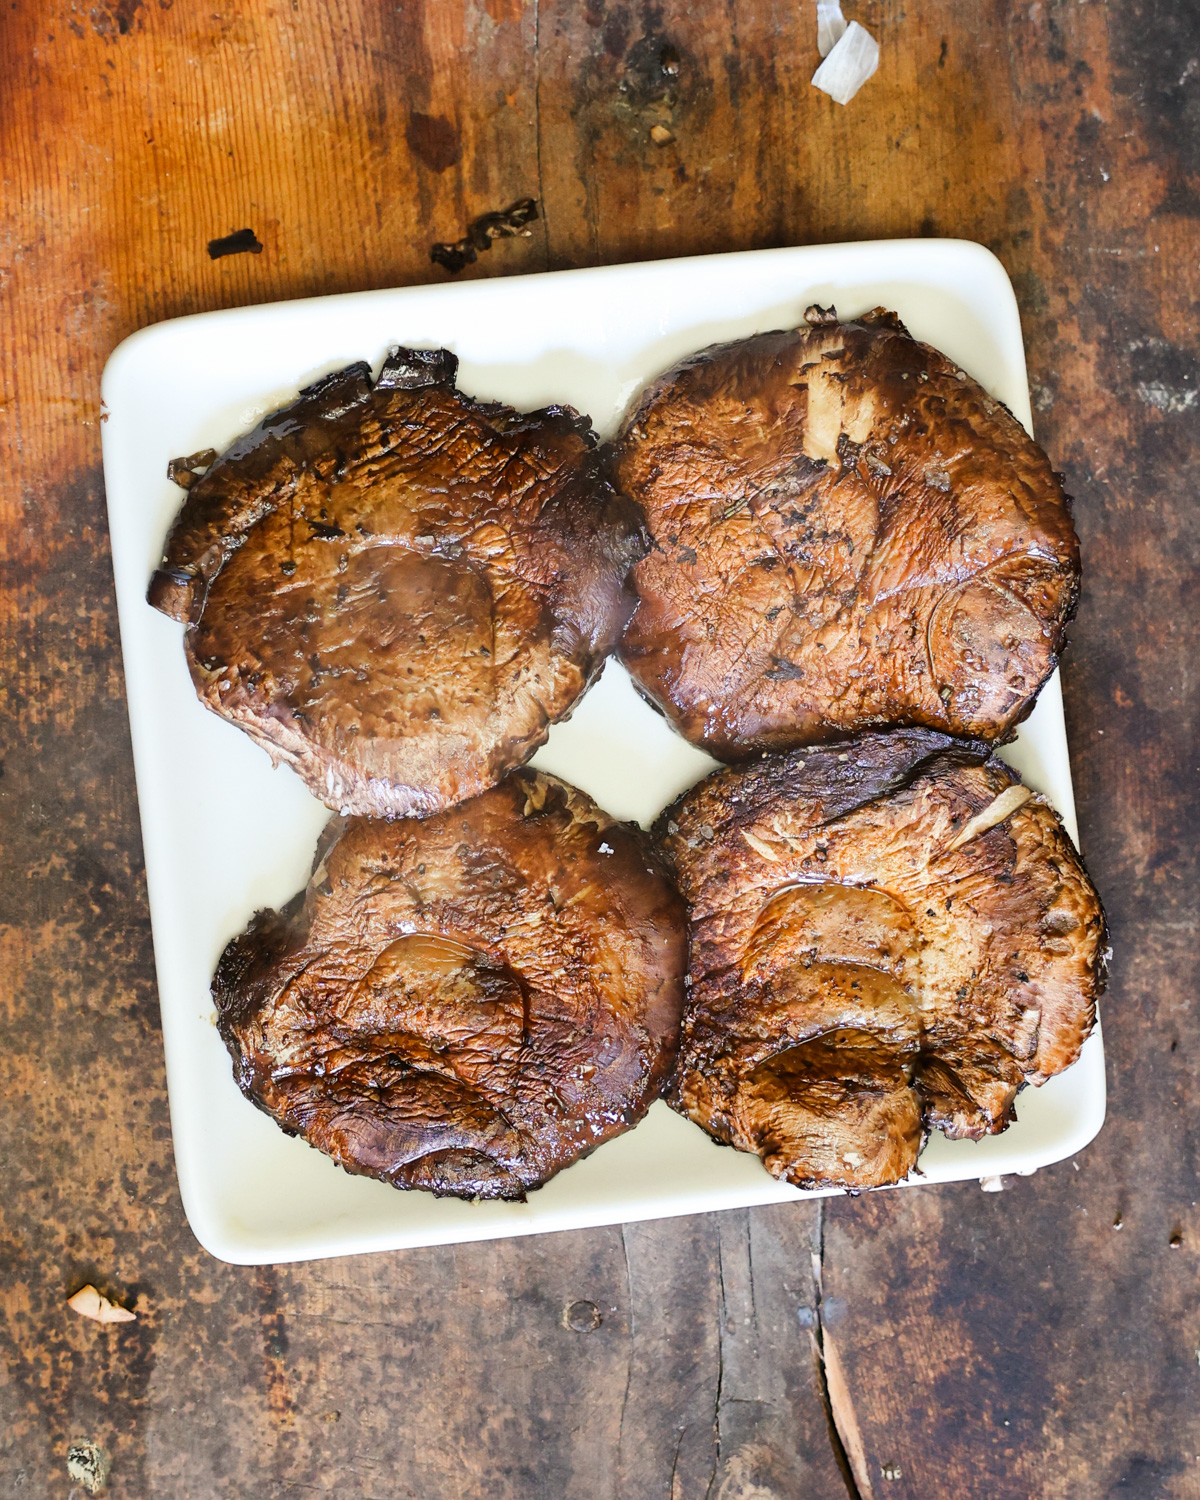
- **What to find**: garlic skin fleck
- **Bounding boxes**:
[816,0,847,58]
[811,20,880,105]
[67,1284,137,1324]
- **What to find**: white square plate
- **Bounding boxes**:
[101,241,1105,1265]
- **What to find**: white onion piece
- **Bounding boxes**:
[811,20,880,104]
[816,0,847,59]
[947,785,1034,851]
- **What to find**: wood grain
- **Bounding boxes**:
[0,0,1196,1494]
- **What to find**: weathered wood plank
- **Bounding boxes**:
[816,0,1200,1494]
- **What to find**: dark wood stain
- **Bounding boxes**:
[406,111,463,173]
[0,0,1195,1494]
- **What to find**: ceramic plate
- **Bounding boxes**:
[101,240,1105,1264]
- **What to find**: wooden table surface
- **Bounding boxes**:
[2,1,1196,1495]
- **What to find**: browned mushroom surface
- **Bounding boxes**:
[657,730,1107,1190]
[149,348,645,818]
[615,308,1080,759]
[214,770,687,1200]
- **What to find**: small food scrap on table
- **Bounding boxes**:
[207,227,264,260]
[66,1442,111,1496]
[430,197,538,274]
[816,0,848,57]
[67,1284,136,1323]
[812,2,879,104]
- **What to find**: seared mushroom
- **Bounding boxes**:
[214,770,686,1200]
[657,730,1107,1190]
[616,308,1080,758]
[149,349,645,818]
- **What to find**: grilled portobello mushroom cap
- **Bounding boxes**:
[214,770,686,1201]
[150,348,645,818]
[657,730,1107,1190]
[616,307,1080,758]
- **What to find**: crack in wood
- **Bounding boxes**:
[533,0,546,263]
[668,1423,687,1500]
[811,1200,869,1500]
[615,1223,636,1478]
[745,1212,759,1341]
[704,1233,728,1500]
[824,1329,875,1499]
